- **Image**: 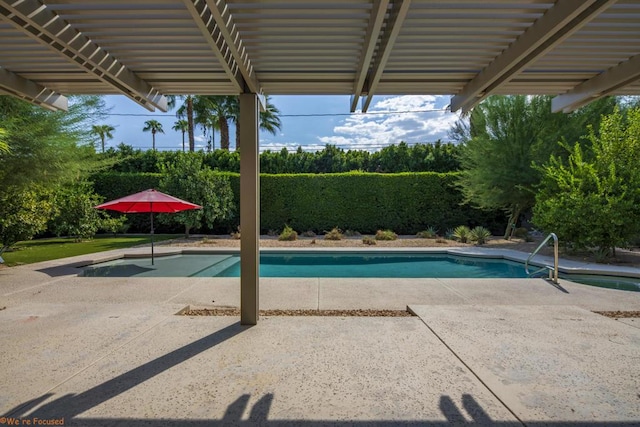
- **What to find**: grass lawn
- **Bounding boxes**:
[1,234,177,266]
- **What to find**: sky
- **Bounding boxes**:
[99,94,461,153]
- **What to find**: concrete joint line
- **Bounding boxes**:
[417,316,526,426]
[316,278,320,310]
[2,275,73,297]
[435,278,470,302]
[163,282,199,304]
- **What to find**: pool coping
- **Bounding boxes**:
[72,245,640,279]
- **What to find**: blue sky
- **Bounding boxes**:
[100,94,461,152]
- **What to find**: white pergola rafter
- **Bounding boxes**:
[450,0,618,113]
[361,0,411,112]
[0,67,67,111]
[350,0,390,112]
[0,0,167,112]
[552,54,640,113]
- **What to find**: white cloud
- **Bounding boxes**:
[317,95,459,151]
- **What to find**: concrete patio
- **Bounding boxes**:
[1,247,639,426]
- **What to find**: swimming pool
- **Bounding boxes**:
[80,251,640,291]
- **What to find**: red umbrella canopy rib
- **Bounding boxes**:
[94,189,202,213]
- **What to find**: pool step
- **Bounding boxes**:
[189,256,239,277]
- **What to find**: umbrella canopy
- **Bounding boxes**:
[94,189,201,213]
[95,189,201,264]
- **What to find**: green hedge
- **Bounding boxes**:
[260,172,503,234]
[92,171,504,235]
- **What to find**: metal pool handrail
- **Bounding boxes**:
[525,233,559,284]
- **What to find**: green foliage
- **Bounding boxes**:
[469,226,492,245]
[0,127,8,153]
[444,228,455,240]
[324,227,343,240]
[0,187,53,254]
[362,236,376,245]
[513,227,529,239]
[48,183,105,241]
[0,96,108,189]
[278,225,298,241]
[100,215,129,236]
[375,230,398,241]
[159,153,235,236]
[416,226,438,238]
[533,108,640,255]
[453,226,471,243]
[260,172,503,234]
[93,171,504,235]
[458,95,616,238]
[1,235,175,266]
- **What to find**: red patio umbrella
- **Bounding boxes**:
[94,189,201,264]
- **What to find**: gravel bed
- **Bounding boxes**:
[593,311,640,319]
[180,308,415,317]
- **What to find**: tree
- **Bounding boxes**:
[533,108,640,256]
[234,95,282,150]
[143,120,164,151]
[0,187,53,256]
[90,124,115,153]
[48,182,106,241]
[172,119,189,152]
[159,153,235,236]
[0,127,8,153]
[456,95,615,239]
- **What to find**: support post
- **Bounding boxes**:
[239,93,260,325]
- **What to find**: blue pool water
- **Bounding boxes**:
[81,252,640,291]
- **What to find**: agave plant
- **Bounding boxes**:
[453,225,471,243]
[470,226,492,245]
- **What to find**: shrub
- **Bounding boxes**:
[444,228,455,240]
[470,226,492,245]
[453,225,471,243]
[278,225,298,241]
[324,227,343,240]
[375,229,398,241]
[231,226,241,239]
[301,230,316,237]
[513,227,529,239]
[362,236,376,245]
[416,226,438,239]
[344,229,361,237]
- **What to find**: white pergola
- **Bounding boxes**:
[1,0,639,323]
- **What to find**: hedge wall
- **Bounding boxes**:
[260,172,504,234]
[92,171,505,235]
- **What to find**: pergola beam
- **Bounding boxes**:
[182,0,243,93]
[552,54,640,113]
[350,0,389,112]
[205,0,261,95]
[361,0,411,112]
[0,0,167,112]
[0,68,67,111]
[450,0,618,113]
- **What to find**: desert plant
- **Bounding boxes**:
[375,229,398,241]
[324,227,343,240]
[470,226,492,245]
[231,226,241,239]
[416,226,438,239]
[362,236,376,245]
[267,229,278,237]
[444,228,455,240]
[301,230,316,237]
[344,229,361,237]
[278,225,298,241]
[453,225,471,243]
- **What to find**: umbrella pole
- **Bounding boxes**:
[150,211,155,265]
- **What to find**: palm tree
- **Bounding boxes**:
[172,119,189,152]
[170,95,196,151]
[90,124,115,153]
[234,95,282,151]
[142,120,164,150]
